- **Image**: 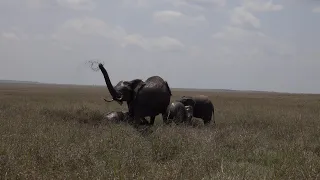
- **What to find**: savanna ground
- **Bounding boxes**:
[1,83,320,180]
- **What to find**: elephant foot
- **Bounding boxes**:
[148,116,156,126]
[146,122,154,126]
[139,117,149,125]
[139,121,149,126]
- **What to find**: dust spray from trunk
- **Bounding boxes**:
[85,59,105,72]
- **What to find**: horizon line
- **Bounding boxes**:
[0,79,319,95]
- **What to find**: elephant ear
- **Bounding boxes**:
[181,95,192,100]
[186,98,196,107]
[128,79,146,101]
[180,96,196,107]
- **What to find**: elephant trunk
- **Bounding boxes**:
[98,63,122,101]
[185,105,194,122]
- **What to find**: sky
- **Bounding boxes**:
[0,0,320,93]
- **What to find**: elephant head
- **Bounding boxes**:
[98,63,145,105]
[185,105,194,122]
[177,96,196,107]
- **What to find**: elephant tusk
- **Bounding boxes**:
[115,94,124,101]
[104,98,123,106]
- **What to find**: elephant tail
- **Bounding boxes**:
[165,81,172,96]
[163,109,171,124]
[212,105,215,124]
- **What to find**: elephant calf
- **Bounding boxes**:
[103,111,150,125]
[103,111,129,123]
[176,95,215,125]
[164,101,194,125]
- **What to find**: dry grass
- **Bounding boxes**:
[1,83,320,179]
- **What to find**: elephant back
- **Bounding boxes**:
[145,76,170,91]
[104,111,125,123]
[193,95,210,102]
[166,101,187,124]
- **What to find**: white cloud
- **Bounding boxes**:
[121,0,226,10]
[26,0,41,8]
[230,7,261,29]
[212,26,294,57]
[212,26,268,54]
[23,0,55,9]
[52,17,126,41]
[212,26,266,41]
[122,34,184,52]
[1,27,29,41]
[153,10,207,26]
[56,0,96,10]
[5,0,95,10]
[228,0,282,29]
[52,17,185,52]
[121,0,149,8]
[211,0,289,72]
[242,0,283,12]
[171,0,226,10]
[1,32,20,41]
[153,10,184,22]
[312,7,320,13]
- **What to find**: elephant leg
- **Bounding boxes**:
[175,108,186,125]
[130,110,142,128]
[126,105,135,124]
[128,105,143,126]
[162,111,170,125]
[212,114,216,125]
[123,112,133,124]
[174,114,181,125]
[148,116,156,126]
[203,116,211,125]
[140,117,149,125]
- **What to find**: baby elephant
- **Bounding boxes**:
[164,101,194,125]
[103,111,129,123]
[103,111,150,125]
[176,95,215,125]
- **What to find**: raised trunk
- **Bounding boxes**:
[98,63,120,99]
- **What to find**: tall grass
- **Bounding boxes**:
[0,84,320,179]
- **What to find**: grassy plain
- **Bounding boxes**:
[1,83,320,179]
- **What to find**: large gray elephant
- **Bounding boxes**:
[165,101,194,125]
[176,95,215,125]
[98,63,172,126]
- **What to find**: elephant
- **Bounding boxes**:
[103,111,129,123]
[165,101,194,125]
[176,95,215,125]
[98,63,172,127]
[184,105,194,122]
[103,111,150,125]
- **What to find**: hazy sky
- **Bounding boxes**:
[0,0,320,93]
